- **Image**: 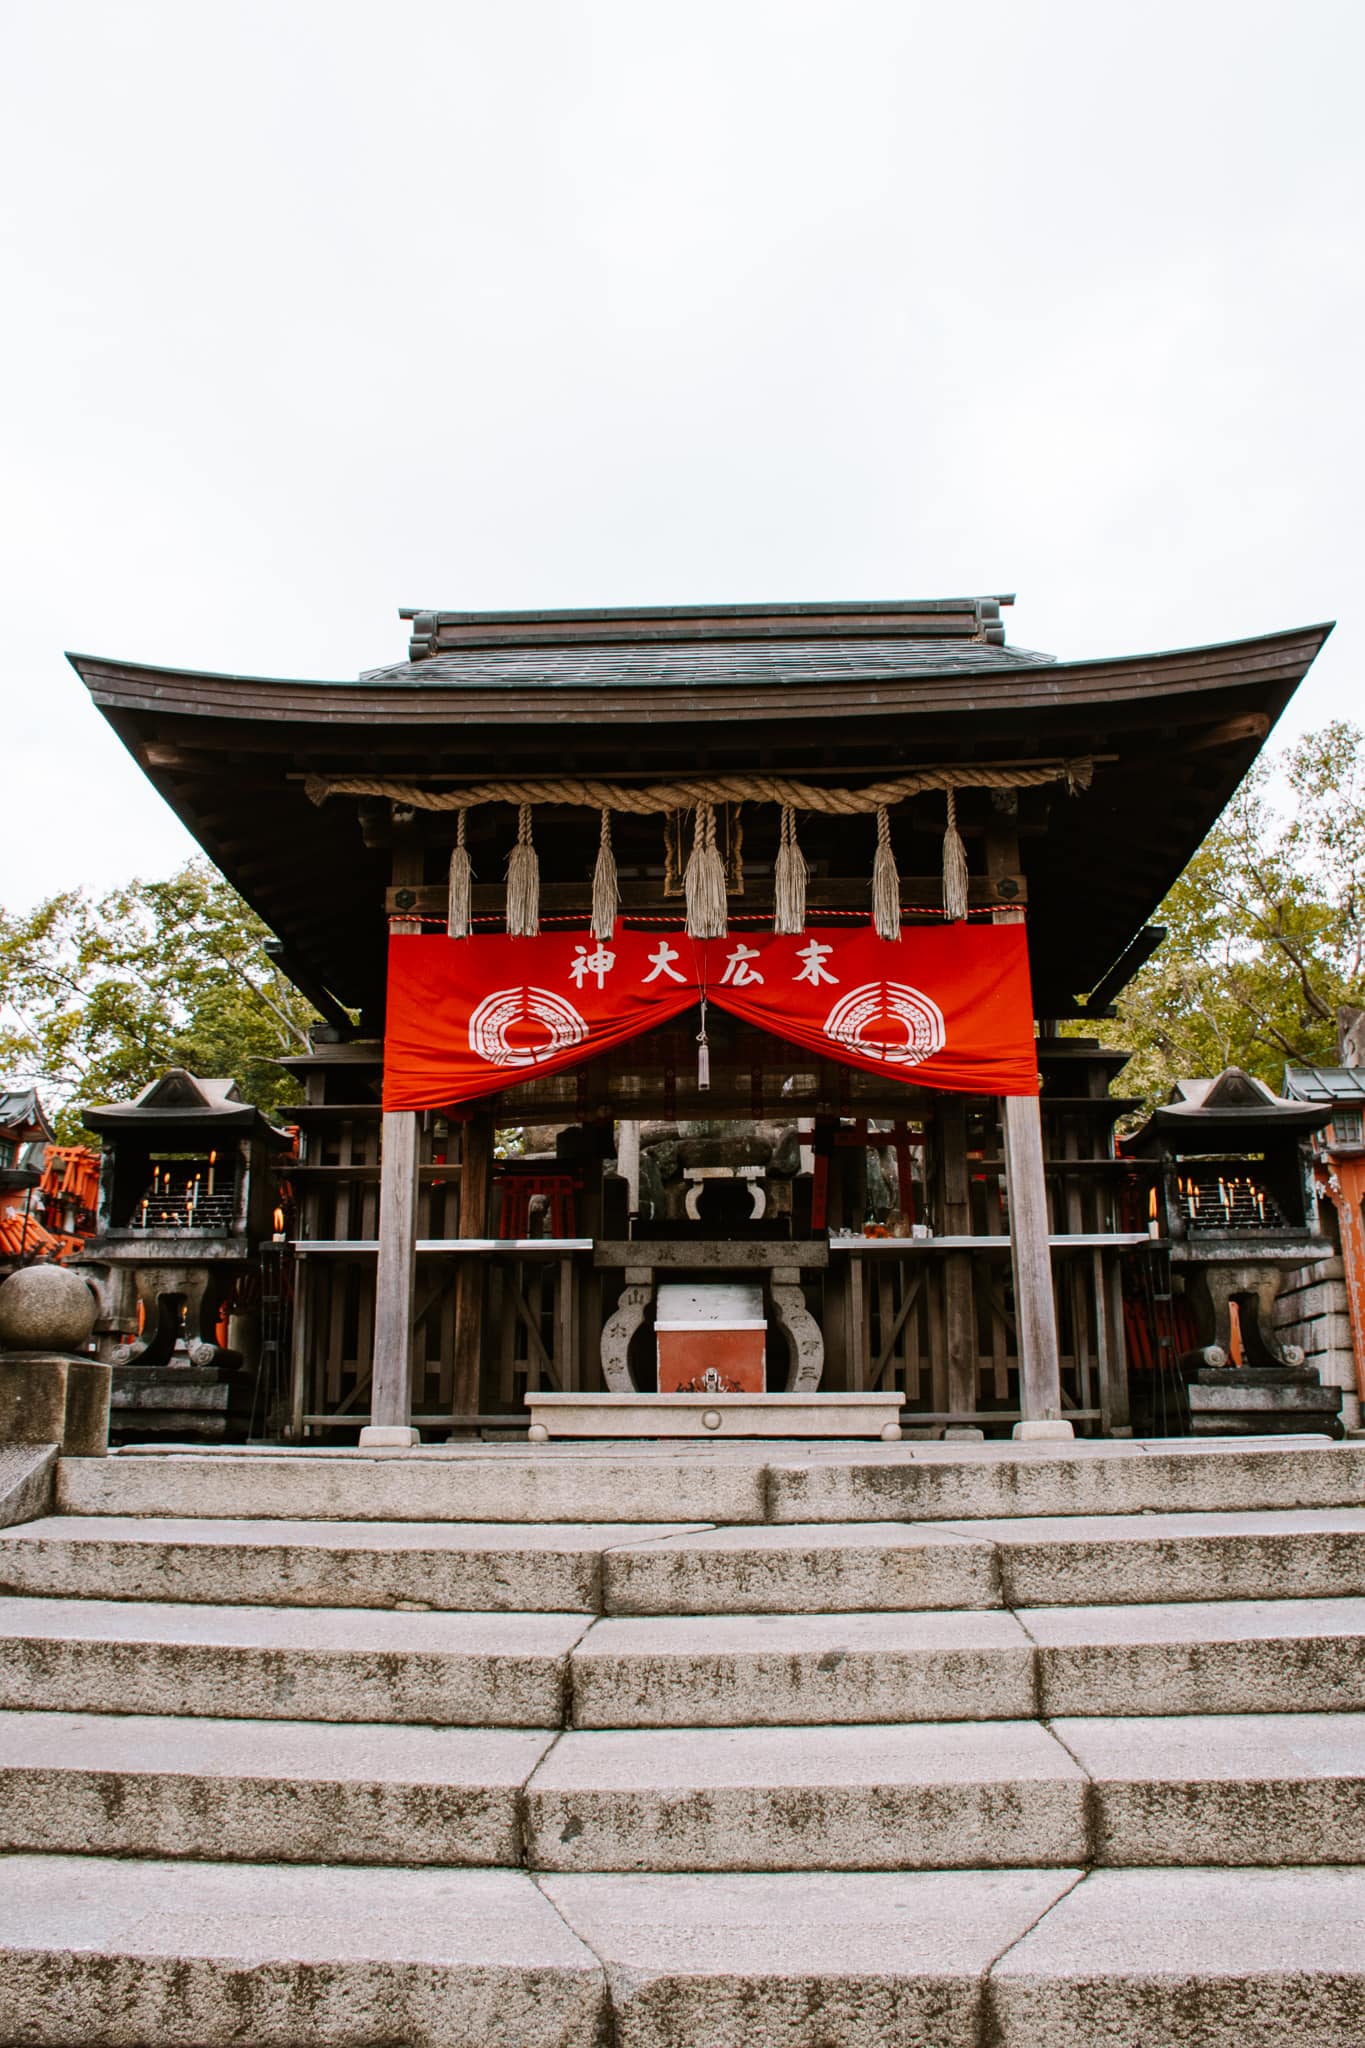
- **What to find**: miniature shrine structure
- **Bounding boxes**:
[68,596,1334,1442]
[1122,1067,1343,1436]
[75,1070,293,1441]
[0,1089,60,1270]
[1283,1052,1365,1431]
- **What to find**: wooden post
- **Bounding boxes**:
[360,1109,422,1445]
[450,1111,494,1432]
[995,907,1067,1436]
[360,829,424,1448]
[939,1099,977,1421]
[616,1119,641,1214]
[987,808,1069,1438]
[1001,1088,1066,1428]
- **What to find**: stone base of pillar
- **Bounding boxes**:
[358,1425,422,1448]
[1013,1418,1076,1442]
[0,1354,111,1457]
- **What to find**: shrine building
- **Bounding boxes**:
[68,596,1334,1444]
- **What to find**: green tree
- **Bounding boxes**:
[0,860,319,1138]
[1109,720,1365,1107]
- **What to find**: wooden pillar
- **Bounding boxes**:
[450,1111,494,1432]
[939,1099,977,1420]
[360,830,424,1448]
[616,1120,641,1214]
[1002,1086,1066,1430]
[361,1109,422,1445]
[987,805,1069,1439]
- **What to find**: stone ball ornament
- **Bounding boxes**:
[0,1264,98,1353]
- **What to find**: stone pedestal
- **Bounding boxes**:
[0,1353,111,1456]
[1187,1364,1344,1439]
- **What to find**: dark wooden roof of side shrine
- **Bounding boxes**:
[68,597,1333,1030]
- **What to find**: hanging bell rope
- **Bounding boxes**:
[307,758,1094,815]
[505,802,540,936]
[684,802,728,939]
[872,805,901,942]
[941,787,969,923]
[591,806,619,942]
[446,809,474,938]
[773,804,807,935]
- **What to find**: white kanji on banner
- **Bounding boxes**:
[793,939,838,987]
[642,940,687,984]
[718,943,764,986]
[569,943,616,989]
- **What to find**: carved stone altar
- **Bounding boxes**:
[593,1240,827,1394]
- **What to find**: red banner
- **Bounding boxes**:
[383,925,1038,1111]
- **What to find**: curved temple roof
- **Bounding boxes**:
[68,598,1334,1028]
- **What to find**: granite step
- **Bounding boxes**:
[571,1609,1036,1724]
[0,1597,588,1725]
[1026,1596,1365,1716]
[984,1863,1365,2047]
[600,1520,1002,1614]
[57,1449,768,1525]
[541,1866,1079,2047]
[954,1506,1365,1605]
[0,1712,553,1865]
[0,1514,708,1612]
[569,1599,1365,1726]
[525,1720,1090,1870]
[4,1855,1360,2048]
[1053,1710,1365,1866]
[52,1436,1365,1529]
[0,1854,606,2047]
[598,1509,1365,1613]
[8,1506,1361,1617]
[767,1439,1365,1523]
[527,1713,1365,1872]
[544,1866,1365,2048]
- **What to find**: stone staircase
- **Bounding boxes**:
[1,1436,1364,2045]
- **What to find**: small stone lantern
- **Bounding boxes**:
[0,1263,110,1455]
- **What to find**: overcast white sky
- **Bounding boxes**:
[2,0,1360,909]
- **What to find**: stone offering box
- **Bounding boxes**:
[655,1282,766,1395]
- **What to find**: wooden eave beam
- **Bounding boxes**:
[67,623,1332,733]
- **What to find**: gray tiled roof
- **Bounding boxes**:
[1284,1066,1365,1103]
[358,637,1058,689]
[0,1089,52,1140]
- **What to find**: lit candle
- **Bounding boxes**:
[207,1150,217,1195]
[272,1206,286,1244]
[140,1198,148,1227]
[1148,1186,1160,1238]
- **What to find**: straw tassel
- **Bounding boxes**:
[590,806,619,941]
[446,810,474,937]
[684,802,728,939]
[505,802,540,935]
[941,787,969,922]
[871,805,900,941]
[773,804,807,934]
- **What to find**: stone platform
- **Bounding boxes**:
[1,1434,1363,2043]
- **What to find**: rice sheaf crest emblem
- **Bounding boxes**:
[823,981,946,1066]
[468,986,589,1068]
